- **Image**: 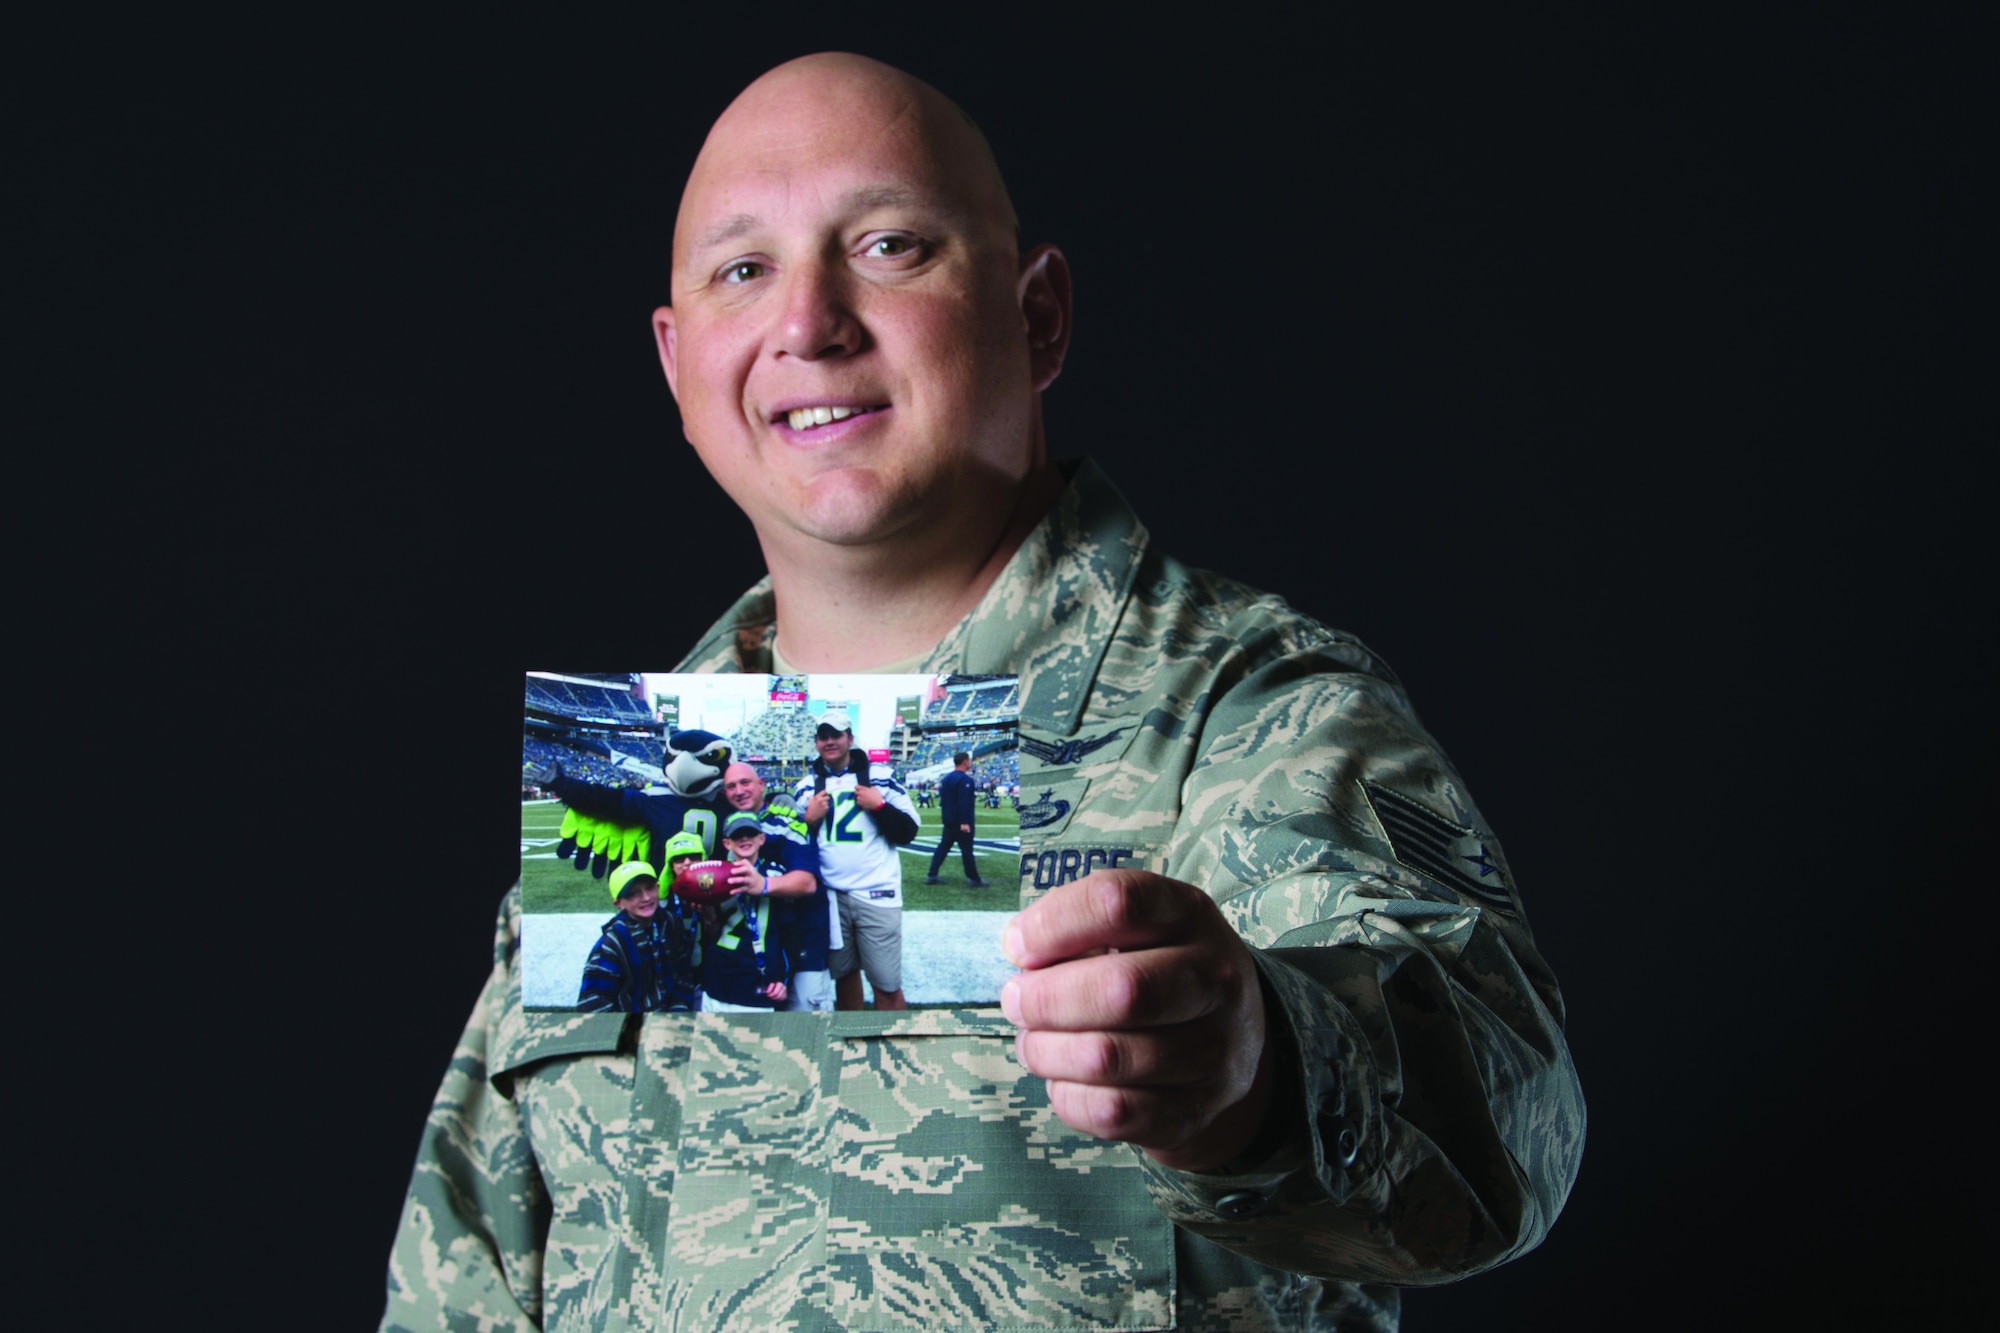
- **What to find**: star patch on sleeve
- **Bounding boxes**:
[1361,782,1517,910]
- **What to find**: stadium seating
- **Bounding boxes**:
[522,737,648,789]
[731,706,818,761]
[524,676,655,724]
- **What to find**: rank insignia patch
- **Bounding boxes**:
[1362,782,1517,910]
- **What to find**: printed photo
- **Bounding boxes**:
[520,672,1022,1013]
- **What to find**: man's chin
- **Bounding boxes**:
[785,469,928,547]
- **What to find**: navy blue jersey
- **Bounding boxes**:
[938,768,976,827]
[755,795,829,969]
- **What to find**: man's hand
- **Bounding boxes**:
[854,785,886,812]
[1000,870,1273,1172]
[762,981,788,1002]
[959,823,971,833]
[803,791,831,825]
[725,861,763,894]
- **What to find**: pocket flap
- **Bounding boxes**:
[491,1003,626,1079]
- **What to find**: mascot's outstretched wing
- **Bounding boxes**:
[533,779,631,877]
[528,728,735,877]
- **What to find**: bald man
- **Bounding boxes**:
[385,54,1583,1333]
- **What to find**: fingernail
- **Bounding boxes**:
[1001,979,1023,1025]
[1002,923,1024,965]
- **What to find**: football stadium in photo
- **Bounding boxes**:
[521,671,1023,1009]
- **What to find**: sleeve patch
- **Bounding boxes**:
[1361,782,1517,911]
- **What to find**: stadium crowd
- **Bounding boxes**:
[521,738,649,792]
[524,675,654,724]
[921,680,1017,723]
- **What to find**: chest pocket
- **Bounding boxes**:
[492,1010,641,1332]
[657,1011,1174,1332]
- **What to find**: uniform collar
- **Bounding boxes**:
[676,457,1150,738]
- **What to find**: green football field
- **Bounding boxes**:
[521,799,1022,915]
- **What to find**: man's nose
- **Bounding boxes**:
[774,261,861,360]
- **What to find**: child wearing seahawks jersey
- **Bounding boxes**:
[698,813,792,1011]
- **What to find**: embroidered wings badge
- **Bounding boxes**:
[1019,728,1128,767]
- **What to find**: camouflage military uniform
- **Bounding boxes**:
[383,459,1584,1331]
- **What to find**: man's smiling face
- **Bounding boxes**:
[722,762,766,812]
[656,55,1040,554]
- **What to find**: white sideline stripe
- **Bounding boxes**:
[519,909,1017,1008]
[898,837,1018,858]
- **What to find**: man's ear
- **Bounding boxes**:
[653,305,681,403]
[1017,244,1072,391]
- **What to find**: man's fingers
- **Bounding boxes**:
[1014,1016,1234,1087]
[997,869,1272,1169]
[1043,1079,1208,1157]
[1002,870,1206,968]
[1000,942,1231,1031]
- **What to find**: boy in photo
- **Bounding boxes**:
[577,853,700,1013]
[700,813,793,1012]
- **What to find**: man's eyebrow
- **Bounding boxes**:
[844,185,973,227]
[845,184,924,212]
[689,212,760,257]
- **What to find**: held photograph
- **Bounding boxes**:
[519,671,1023,1012]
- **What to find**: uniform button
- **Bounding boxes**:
[1332,1121,1360,1168]
[1214,1191,1265,1220]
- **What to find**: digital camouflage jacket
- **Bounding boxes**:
[382,459,1584,1331]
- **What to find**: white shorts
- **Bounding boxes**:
[827,892,903,993]
[784,969,835,1012]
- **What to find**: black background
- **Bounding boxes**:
[31,9,1989,1328]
